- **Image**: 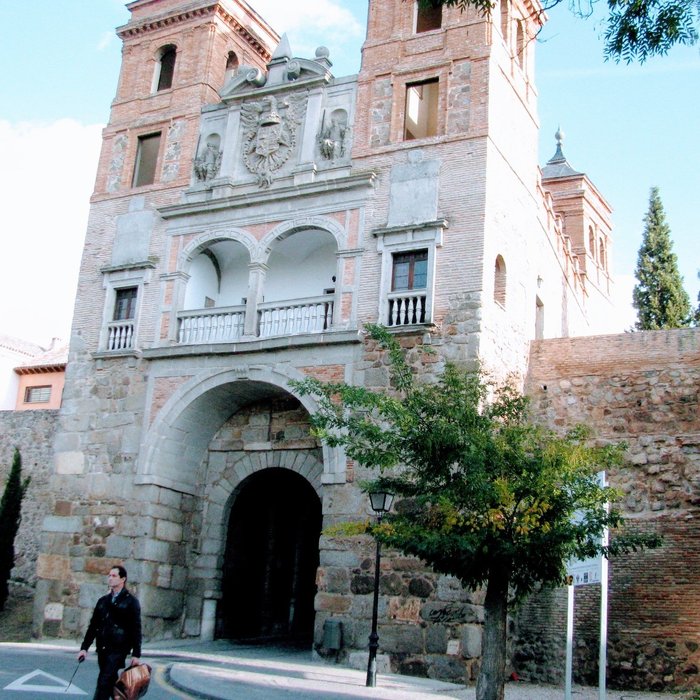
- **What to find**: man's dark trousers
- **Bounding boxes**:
[94,650,126,700]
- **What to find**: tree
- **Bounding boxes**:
[632,187,692,330]
[419,0,699,62]
[294,325,660,700]
[0,448,31,611]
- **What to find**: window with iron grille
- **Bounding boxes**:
[24,385,51,403]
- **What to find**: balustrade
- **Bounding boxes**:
[259,297,334,337]
[107,321,135,351]
[387,291,427,326]
[177,306,246,344]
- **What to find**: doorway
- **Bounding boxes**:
[217,468,322,644]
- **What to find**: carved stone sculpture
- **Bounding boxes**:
[319,109,350,162]
[194,141,223,182]
[241,94,305,188]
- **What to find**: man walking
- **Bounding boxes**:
[78,565,142,700]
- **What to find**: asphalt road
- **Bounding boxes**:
[0,646,193,699]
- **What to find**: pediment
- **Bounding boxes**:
[220,36,333,101]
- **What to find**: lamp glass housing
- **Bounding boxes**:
[369,491,395,514]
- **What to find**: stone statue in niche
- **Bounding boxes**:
[194,140,223,181]
[319,109,349,162]
[241,94,305,188]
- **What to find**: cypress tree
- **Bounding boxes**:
[0,448,30,611]
[632,187,691,330]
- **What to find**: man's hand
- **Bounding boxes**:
[77,650,87,662]
[130,657,141,666]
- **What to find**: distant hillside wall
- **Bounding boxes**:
[515,328,700,691]
[0,410,58,595]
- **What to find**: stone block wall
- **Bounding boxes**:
[0,410,58,596]
[515,328,700,690]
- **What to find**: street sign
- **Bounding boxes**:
[3,669,87,694]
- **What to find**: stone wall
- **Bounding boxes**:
[515,328,700,690]
[0,410,58,595]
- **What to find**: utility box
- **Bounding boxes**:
[323,618,342,650]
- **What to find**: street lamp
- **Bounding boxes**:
[366,489,395,688]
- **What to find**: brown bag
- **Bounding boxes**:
[112,663,152,700]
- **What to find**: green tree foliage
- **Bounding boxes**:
[294,325,660,700]
[0,448,31,611]
[419,0,699,62]
[633,187,692,330]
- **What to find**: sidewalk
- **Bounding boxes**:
[146,639,696,700]
[21,638,695,700]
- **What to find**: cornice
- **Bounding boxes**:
[117,2,272,60]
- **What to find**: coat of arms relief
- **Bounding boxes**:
[241,94,306,188]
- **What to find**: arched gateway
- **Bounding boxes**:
[134,366,332,643]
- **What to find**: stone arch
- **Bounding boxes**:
[136,363,345,494]
[255,215,348,263]
[178,228,257,271]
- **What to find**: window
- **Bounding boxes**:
[404,79,439,140]
[377,222,444,329]
[500,0,510,41]
[535,296,544,339]
[515,22,525,66]
[114,287,138,320]
[24,385,51,404]
[389,250,428,326]
[416,0,442,32]
[392,250,428,291]
[107,286,138,351]
[156,45,176,91]
[494,255,506,307]
[132,132,161,187]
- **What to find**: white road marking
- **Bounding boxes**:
[3,668,88,694]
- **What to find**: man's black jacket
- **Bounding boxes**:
[80,588,142,657]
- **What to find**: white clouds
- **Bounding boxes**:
[0,119,103,345]
[252,0,364,70]
[97,31,116,51]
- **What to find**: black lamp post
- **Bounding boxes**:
[366,489,395,688]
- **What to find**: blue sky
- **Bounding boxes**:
[0,0,697,344]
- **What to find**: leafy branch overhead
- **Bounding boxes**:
[418,0,699,62]
[293,324,661,700]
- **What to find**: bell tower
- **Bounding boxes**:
[93,0,279,197]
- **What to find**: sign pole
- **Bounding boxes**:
[565,579,574,700]
[599,497,610,700]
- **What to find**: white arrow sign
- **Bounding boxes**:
[4,669,87,694]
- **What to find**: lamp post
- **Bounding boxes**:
[366,490,395,688]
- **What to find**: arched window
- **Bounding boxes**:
[515,22,525,66]
[494,255,506,307]
[500,0,510,42]
[224,51,239,85]
[156,45,176,92]
[599,239,606,270]
[588,226,596,258]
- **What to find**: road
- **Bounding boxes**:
[0,646,194,699]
